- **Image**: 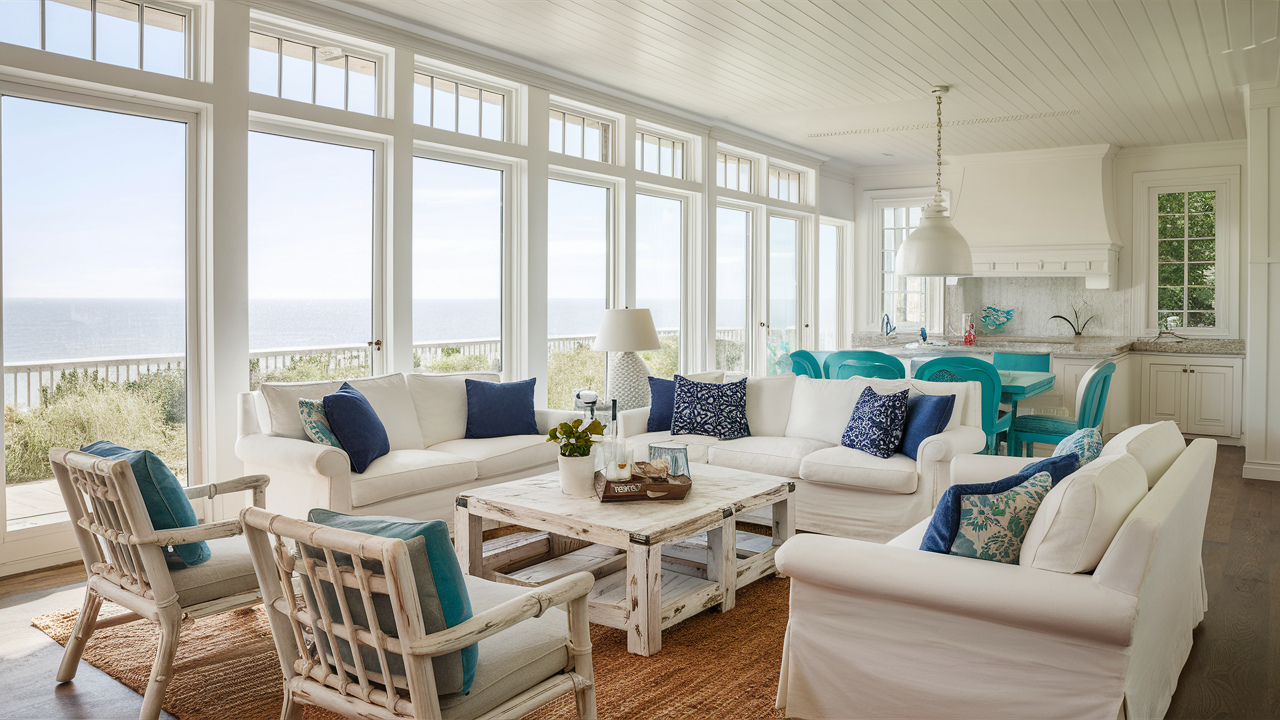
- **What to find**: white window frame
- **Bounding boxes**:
[17,0,199,79]
[412,56,520,144]
[1132,166,1240,338]
[635,182,699,375]
[713,200,761,376]
[548,99,617,165]
[816,217,851,351]
[763,209,810,372]
[0,78,203,572]
[248,13,392,117]
[863,188,948,335]
[634,121,695,181]
[247,119,390,376]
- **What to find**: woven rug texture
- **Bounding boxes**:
[31,577,789,720]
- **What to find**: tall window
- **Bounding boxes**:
[549,108,610,162]
[635,132,685,179]
[769,167,801,203]
[818,223,840,350]
[547,179,610,409]
[1156,190,1218,329]
[248,132,375,388]
[413,158,503,373]
[413,72,504,140]
[716,207,750,372]
[881,205,927,329]
[636,194,682,378]
[716,152,752,192]
[249,32,377,115]
[2,96,188,530]
[768,216,798,375]
[0,0,187,77]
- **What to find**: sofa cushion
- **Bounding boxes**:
[1099,421,1185,488]
[671,375,750,440]
[900,378,977,432]
[625,431,719,464]
[1054,427,1103,463]
[648,376,676,432]
[407,372,501,447]
[745,374,796,438]
[171,535,258,605]
[708,436,833,478]
[799,446,919,494]
[464,378,539,439]
[259,378,342,439]
[430,435,558,479]
[841,386,910,459]
[349,450,478,508]
[1019,453,1148,574]
[261,374,425,451]
[900,393,955,461]
[324,383,391,474]
[786,377,904,445]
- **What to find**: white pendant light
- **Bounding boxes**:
[895,86,973,277]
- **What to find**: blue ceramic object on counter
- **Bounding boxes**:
[980,306,1015,332]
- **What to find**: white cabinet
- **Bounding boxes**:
[1139,355,1241,438]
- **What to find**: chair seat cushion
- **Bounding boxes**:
[708,436,833,478]
[625,431,719,464]
[349,450,478,508]
[439,576,570,720]
[1010,414,1078,437]
[430,435,558,479]
[798,446,919,494]
[171,535,259,606]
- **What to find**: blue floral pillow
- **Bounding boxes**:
[299,398,343,449]
[921,470,1052,564]
[840,386,909,459]
[671,375,721,437]
[1054,427,1103,464]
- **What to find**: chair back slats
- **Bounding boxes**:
[992,351,1051,372]
[836,360,903,380]
[242,508,436,719]
[915,357,1003,450]
[787,350,825,378]
[1075,360,1117,430]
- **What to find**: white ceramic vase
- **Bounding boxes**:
[558,452,597,498]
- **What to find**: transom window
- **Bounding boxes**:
[0,0,188,77]
[249,31,377,115]
[549,108,611,162]
[1156,190,1217,329]
[413,72,504,141]
[769,167,801,203]
[881,205,927,328]
[716,152,752,192]
[634,131,685,179]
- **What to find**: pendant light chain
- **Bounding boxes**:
[935,91,943,196]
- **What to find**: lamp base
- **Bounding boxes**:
[608,351,653,411]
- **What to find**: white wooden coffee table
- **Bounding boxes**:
[454,462,795,656]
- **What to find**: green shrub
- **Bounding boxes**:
[548,342,605,410]
[249,354,370,389]
[419,350,495,374]
[715,337,744,372]
[640,335,679,380]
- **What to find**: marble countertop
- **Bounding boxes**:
[847,334,1245,358]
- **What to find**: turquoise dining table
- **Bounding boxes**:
[998,369,1056,427]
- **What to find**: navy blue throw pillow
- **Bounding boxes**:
[1020,452,1081,486]
[717,377,751,440]
[671,375,721,437]
[899,393,955,461]
[841,386,910,459]
[323,383,390,474]
[464,377,539,439]
[648,376,676,433]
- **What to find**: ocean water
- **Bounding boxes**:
[1,297,691,363]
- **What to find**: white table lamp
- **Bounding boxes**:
[593,308,662,411]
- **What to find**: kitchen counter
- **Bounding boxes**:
[847,334,1245,358]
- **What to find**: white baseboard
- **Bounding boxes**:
[1243,462,1280,482]
[0,548,82,579]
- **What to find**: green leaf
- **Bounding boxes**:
[1158,287,1183,311]
[1187,311,1216,328]
[1188,239,1215,262]
[1158,240,1183,262]
[1158,263,1183,287]
[1188,213,1214,238]
[1188,286,1215,311]
[1158,215,1184,239]
[1187,263,1215,287]
[1157,192,1184,214]
[1187,190,1215,214]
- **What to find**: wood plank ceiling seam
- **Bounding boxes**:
[1114,0,1216,143]
[1164,1,1236,140]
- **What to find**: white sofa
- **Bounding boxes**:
[619,372,988,542]
[236,371,575,524]
[774,422,1212,720]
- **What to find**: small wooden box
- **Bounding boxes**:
[594,471,692,502]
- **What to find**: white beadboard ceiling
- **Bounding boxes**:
[340,0,1277,168]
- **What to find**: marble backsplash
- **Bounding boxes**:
[945,276,1138,338]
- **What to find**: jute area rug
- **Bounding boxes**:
[32,577,790,720]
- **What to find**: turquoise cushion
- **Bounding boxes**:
[306,509,477,694]
[1009,414,1079,436]
[80,441,209,569]
[298,398,343,449]
[1054,427,1103,463]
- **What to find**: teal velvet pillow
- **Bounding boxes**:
[1054,427,1103,464]
[298,398,343,449]
[304,509,477,695]
[80,440,209,569]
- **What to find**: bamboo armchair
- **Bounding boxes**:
[49,447,270,720]
[239,506,597,720]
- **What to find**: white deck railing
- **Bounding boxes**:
[4,328,747,410]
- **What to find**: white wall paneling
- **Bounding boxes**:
[1244,83,1280,481]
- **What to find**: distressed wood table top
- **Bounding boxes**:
[457,462,792,547]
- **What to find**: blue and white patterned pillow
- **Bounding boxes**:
[840,386,909,459]
[716,377,750,440]
[671,375,721,437]
[949,471,1052,563]
[1054,427,1103,464]
[299,397,343,449]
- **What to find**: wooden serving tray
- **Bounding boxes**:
[594,471,692,502]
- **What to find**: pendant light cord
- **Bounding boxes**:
[935,91,943,196]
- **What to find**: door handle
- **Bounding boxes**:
[759,322,766,327]
[368,340,383,351]
[1182,368,1187,373]
[1189,368,1194,373]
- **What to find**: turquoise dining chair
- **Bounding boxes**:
[1008,359,1116,458]
[789,350,829,378]
[992,352,1051,373]
[836,360,903,380]
[823,350,905,379]
[915,356,1007,454]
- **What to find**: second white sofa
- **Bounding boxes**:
[619,373,988,542]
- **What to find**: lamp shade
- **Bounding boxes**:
[894,196,973,277]
[592,308,662,352]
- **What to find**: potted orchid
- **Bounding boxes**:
[546,418,604,497]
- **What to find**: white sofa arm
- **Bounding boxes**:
[535,409,581,435]
[949,454,1038,486]
[235,432,350,479]
[915,425,988,466]
[775,534,1135,644]
[618,407,651,438]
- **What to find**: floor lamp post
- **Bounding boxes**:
[593,308,662,411]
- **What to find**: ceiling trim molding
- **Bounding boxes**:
[1113,139,1247,158]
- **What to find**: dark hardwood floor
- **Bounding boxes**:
[0,445,1270,719]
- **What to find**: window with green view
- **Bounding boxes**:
[1156,190,1216,329]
